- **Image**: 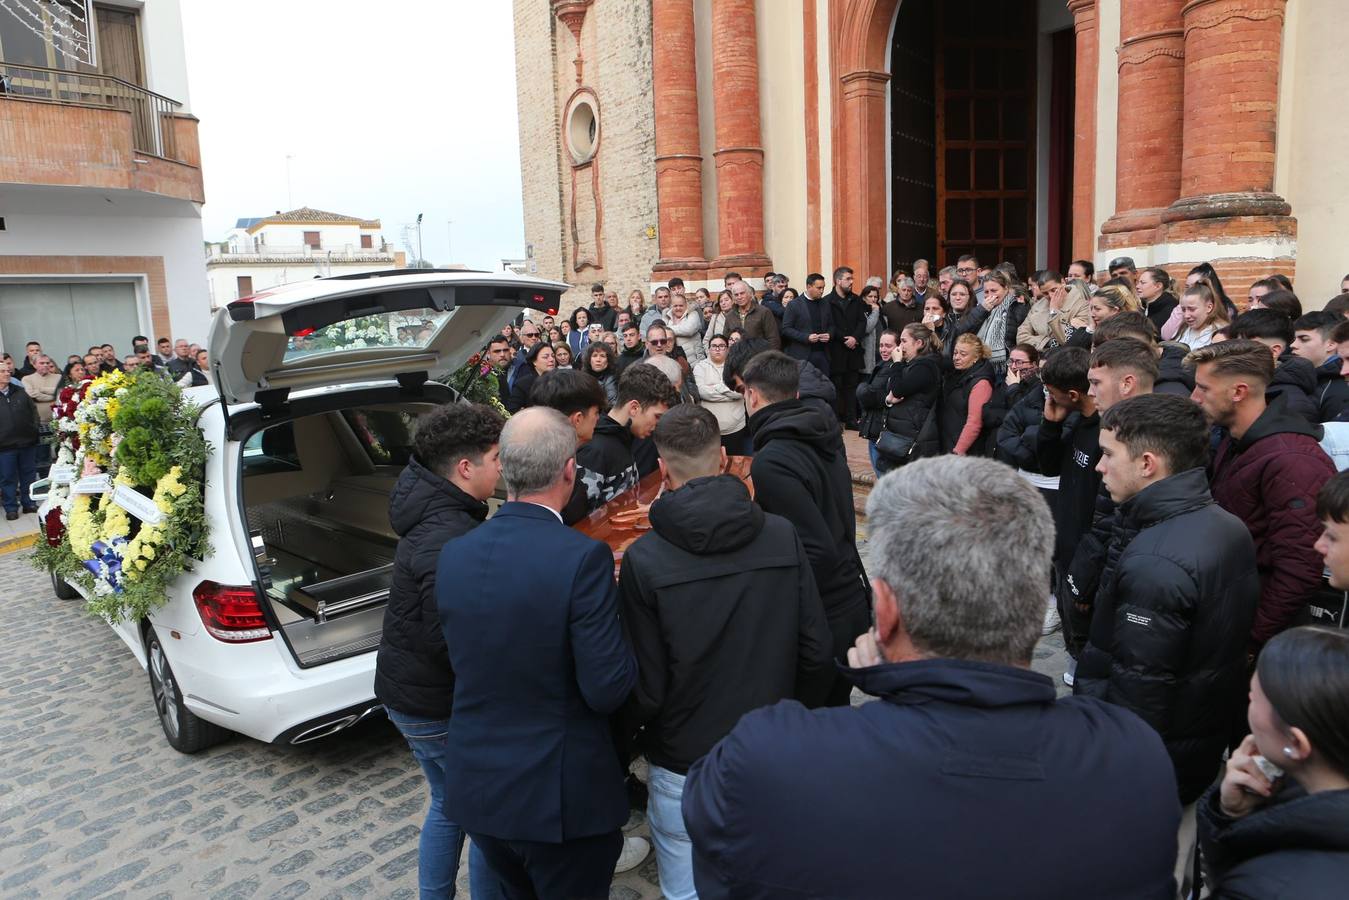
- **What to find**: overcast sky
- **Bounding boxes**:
[181,1,525,269]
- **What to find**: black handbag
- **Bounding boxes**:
[875,402,938,463]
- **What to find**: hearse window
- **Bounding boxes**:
[242,422,302,475]
[342,408,416,467]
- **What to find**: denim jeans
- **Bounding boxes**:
[385,707,505,900]
[647,765,697,900]
[868,439,880,475]
[0,444,37,513]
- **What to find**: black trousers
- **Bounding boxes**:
[824,601,873,706]
[832,370,861,423]
[469,829,623,900]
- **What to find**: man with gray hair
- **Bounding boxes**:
[436,407,646,895]
[683,456,1182,899]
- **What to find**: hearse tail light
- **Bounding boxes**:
[193,581,272,642]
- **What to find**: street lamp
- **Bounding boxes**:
[415,213,424,268]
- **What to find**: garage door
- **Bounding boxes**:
[0,283,141,366]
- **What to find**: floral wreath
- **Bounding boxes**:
[439,350,510,417]
[33,369,210,623]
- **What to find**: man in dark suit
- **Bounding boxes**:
[781,272,834,377]
[825,265,867,425]
[437,407,639,898]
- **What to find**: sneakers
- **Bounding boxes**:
[1063,658,1077,688]
[1042,599,1061,636]
[613,836,650,874]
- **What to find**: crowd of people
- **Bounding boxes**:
[0,335,211,521]
[372,257,1349,899]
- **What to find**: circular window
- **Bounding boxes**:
[567,99,598,164]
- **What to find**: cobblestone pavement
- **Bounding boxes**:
[0,534,1067,899]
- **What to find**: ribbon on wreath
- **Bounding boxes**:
[82,537,128,593]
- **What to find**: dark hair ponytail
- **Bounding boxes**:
[1257,626,1349,775]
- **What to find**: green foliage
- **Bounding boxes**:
[111,374,177,484]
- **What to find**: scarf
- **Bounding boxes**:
[977,301,1009,367]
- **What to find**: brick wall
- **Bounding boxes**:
[0,99,203,203]
[514,0,659,317]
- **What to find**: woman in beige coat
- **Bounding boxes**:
[1017,277,1091,352]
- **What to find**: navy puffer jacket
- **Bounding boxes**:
[373,456,488,718]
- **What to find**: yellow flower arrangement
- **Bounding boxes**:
[121,466,185,584]
[67,494,98,559]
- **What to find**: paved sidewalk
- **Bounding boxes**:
[0,507,40,553]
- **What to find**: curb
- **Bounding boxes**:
[0,533,38,556]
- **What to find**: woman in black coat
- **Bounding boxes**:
[868,323,942,473]
[981,343,1042,457]
[1199,626,1349,898]
[506,341,556,412]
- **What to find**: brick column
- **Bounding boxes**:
[1098,0,1185,245]
[1067,0,1099,261]
[836,70,890,281]
[1160,0,1294,287]
[652,0,707,275]
[1163,0,1290,223]
[710,0,771,273]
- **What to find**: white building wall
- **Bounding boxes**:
[0,201,210,341]
[205,260,395,307]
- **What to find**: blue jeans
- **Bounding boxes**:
[647,765,697,900]
[0,444,37,513]
[868,439,881,475]
[386,708,505,900]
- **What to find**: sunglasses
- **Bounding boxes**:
[648,338,669,346]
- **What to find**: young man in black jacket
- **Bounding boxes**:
[372,402,505,898]
[743,351,871,706]
[1036,347,1101,683]
[1080,393,1259,895]
[573,363,678,519]
[617,405,832,900]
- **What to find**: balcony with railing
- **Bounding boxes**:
[206,243,398,265]
[0,62,203,203]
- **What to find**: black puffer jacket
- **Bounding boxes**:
[749,400,867,617]
[1315,356,1349,422]
[374,456,489,719]
[616,475,833,774]
[995,386,1049,473]
[1037,410,1103,568]
[1156,344,1195,398]
[858,352,941,450]
[981,374,1041,457]
[1074,468,1259,804]
[1198,782,1349,898]
[1269,352,1320,426]
[0,384,38,450]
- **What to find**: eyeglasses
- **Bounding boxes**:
[648,338,669,346]
[522,331,539,338]
[956,267,977,275]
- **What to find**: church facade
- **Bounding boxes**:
[514,0,1345,307]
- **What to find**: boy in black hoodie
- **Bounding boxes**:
[1036,347,1101,683]
[742,351,870,706]
[570,363,679,521]
[617,404,832,900]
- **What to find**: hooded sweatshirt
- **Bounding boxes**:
[374,456,489,718]
[749,399,868,616]
[1211,393,1336,647]
[1155,344,1196,398]
[572,413,639,519]
[616,475,833,774]
[1315,356,1349,422]
[1268,351,1321,426]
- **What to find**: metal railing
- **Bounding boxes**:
[0,61,182,160]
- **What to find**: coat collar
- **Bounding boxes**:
[1119,467,1213,530]
[845,657,1057,709]
[493,500,565,524]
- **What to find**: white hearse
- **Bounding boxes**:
[37,270,564,752]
